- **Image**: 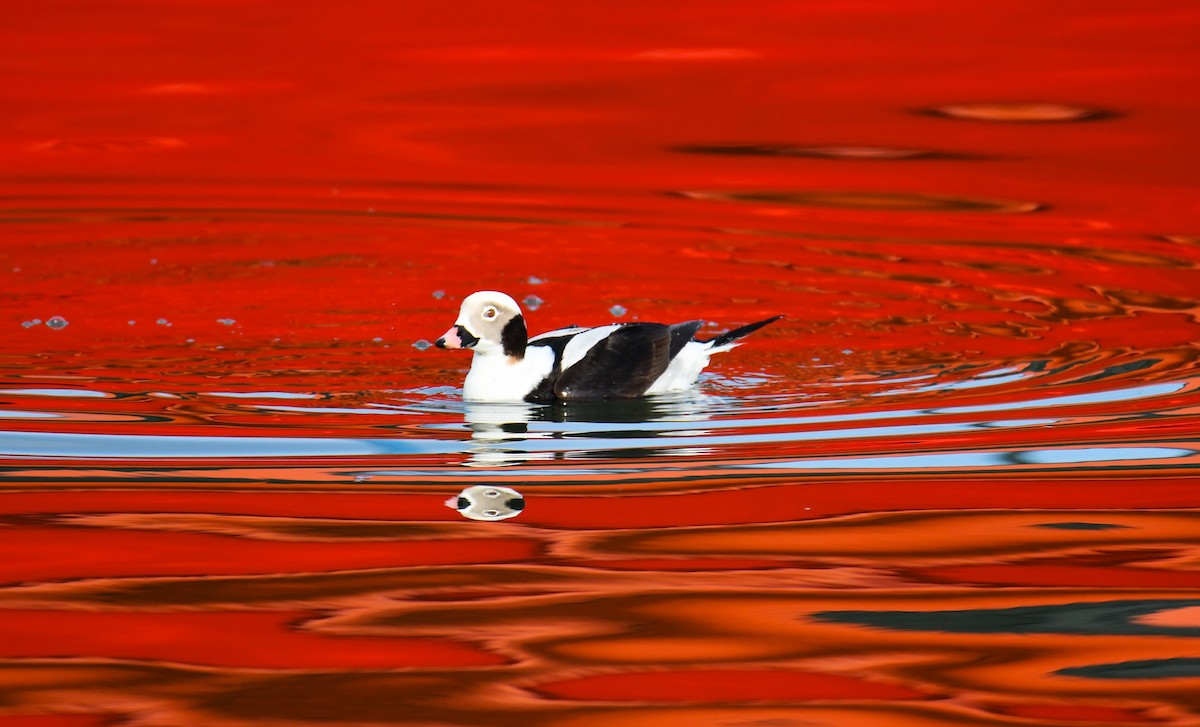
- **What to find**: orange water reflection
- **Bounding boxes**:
[3,0,1200,724]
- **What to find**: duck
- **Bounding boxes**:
[435,291,781,403]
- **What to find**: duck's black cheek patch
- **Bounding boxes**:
[456,496,470,509]
[502,314,527,356]
[505,497,526,511]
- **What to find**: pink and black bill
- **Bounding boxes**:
[435,325,480,349]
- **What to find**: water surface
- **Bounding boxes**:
[2,2,1200,725]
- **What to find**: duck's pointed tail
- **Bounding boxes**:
[707,315,783,352]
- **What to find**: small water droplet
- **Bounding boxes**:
[128,320,136,326]
[432,290,445,299]
[412,339,432,351]
[523,295,544,311]
[841,349,853,355]
[156,318,170,326]
[20,319,41,329]
[527,275,546,285]
[372,337,383,343]
[150,258,158,265]
[45,316,69,330]
[216,318,236,326]
[186,338,195,343]
[609,304,627,317]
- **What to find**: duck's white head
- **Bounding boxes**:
[435,291,527,357]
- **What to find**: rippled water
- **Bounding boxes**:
[4,2,1200,726]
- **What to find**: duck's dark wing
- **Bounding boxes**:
[553,323,671,401]
[523,331,578,404]
[668,320,703,357]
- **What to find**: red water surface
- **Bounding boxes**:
[0,527,537,582]
[0,718,112,727]
[0,610,503,668]
[530,668,932,701]
[2,1,1200,726]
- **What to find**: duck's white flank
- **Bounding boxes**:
[644,339,736,395]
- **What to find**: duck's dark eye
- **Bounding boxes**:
[482,307,498,320]
[456,497,470,509]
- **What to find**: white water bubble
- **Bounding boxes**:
[156,318,171,326]
[609,304,627,317]
[523,295,544,311]
[20,319,41,329]
[216,318,236,326]
[412,339,432,351]
[528,275,546,285]
[432,290,445,299]
[45,316,69,330]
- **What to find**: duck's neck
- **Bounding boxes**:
[501,315,527,359]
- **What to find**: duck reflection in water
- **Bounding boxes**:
[461,391,723,466]
[445,484,526,521]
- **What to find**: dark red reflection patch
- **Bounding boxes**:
[530,668,931,701]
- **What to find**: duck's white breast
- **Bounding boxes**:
[462,346,556,402]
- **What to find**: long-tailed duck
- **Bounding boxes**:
[435,291,780,403]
